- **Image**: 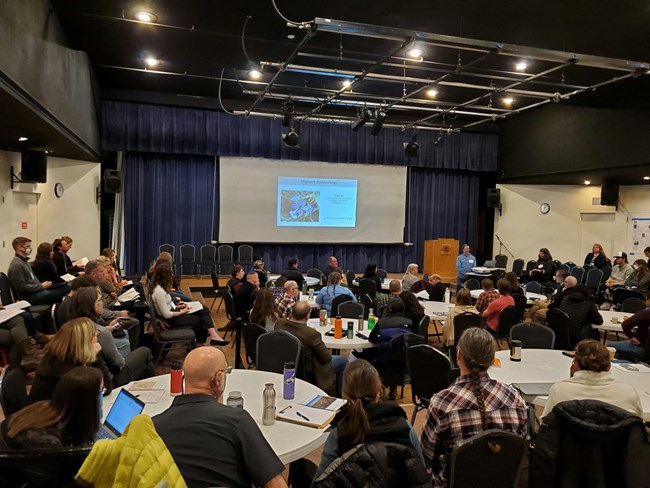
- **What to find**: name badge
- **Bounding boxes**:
[468,259,474,264]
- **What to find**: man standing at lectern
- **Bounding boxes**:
[456,244,476,293]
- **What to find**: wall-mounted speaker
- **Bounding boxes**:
[487,188,501,208]
[103,169,121,193]
[600,181,619,207]
[21,149,47,183]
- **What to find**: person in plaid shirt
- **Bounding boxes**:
[420,328,528,487]
[274,280,299,318]
[474,278,500,314]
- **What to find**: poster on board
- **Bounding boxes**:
[630,218,650,258]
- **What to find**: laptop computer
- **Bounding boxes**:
[512,383,554,396]
[95,389,145,441]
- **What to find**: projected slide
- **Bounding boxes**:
[277,177,357,227]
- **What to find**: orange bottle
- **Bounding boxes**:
[334,316,343,339]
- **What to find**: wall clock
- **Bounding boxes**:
[539,202,550,214]
[54,182,64,198]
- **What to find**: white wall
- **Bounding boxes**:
[0,150,100,269]
[494,184,650,265]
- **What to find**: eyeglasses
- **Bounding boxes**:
[210,365,232,384]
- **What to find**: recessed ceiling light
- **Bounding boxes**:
[406,48,424,59]
[249,69,262,79]
[145,57,159,67]
[584,179,591,185]
[18,136,28,142]
[134,11,156,22]
[287,34,295,40]
[502,97,514,105]
[515,62,527,71]
[644,176,650,180]
[342,80,352,88]
[426,88,438,98]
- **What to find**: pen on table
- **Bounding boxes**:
[279,405,292,414]
[296,411,310,421]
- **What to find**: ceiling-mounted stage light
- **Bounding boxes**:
[352,107,372,132]
[282,127,300,147]
[281,101,295,127]
[403,134,419,157]
[371,109,386,136]
[249,69,262,79]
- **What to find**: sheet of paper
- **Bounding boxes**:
[73,257,89,267]
[128,378,168,391]
[0,308,24,325]
[307,318,321,327]
[61,273,76,282]
[275,404,336,428]
[414,290,429,299]
[186,301,204,314]
[118,288,140,302]
[128,390,165,403]
[4,300,31,310]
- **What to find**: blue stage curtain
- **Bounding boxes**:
[123,153,218,274]
[103,101,497,171]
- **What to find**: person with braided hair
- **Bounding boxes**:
[420,328,528,487]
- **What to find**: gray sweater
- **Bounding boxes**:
[7,254,43,299]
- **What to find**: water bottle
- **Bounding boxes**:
[262,383,276,425]
[302,281,307,294]
[357,314,364,331]
[445,288,451,304]
[368,308,376,331]
[170,361,183,396]
[226,391,244,409]
[283,361,296,400]
[347,321,354,339]
[334,315,343,339]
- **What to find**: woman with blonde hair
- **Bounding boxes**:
[315,359,424,479]
[401,263,419,292]
[28,318,112,403]
[442,288,479,346]
[583,243,609,269]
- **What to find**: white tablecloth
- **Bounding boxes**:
[307,319,375,350]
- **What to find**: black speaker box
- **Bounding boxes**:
[600,182,619,206]
[103,170,121,193]
[487,188,501,208]
[21,150,47,183]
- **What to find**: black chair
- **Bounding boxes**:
[621,297,646,313]
[256,330,301,374]
[546,308,571,350]
[145,295,195,364]
[0,349,28,416]
[361,294,375,319]
[358,278,377,300]
[242,323,267,368]
[306,268,323,290]
[0,272,52,333]
[464,278,481,291]
[495,306,519,348]
[570,266,585,283]
[495,254,508,269]
[377,268,388,280]
[600,265,612,283]
[525,260,537,273]
[407,344,452,423]
[453,312,482,344]
[525,281,542,294]
[330,295,354,316]
[512,293,527,323]
[417,315,430,342]
[221,290,239,338]
[217,244,234,275]
[556,263,570,273]
[564,261,577,270]
[158,243,175,261]
[209,272,225,312]
[511,258,525,277]
[345,270,358,293]
[237,245,254,267]
[338,301,364,319]
[0,446,92,487]
[199,244,216,275]
[510,323,555,349]
[585,267,604,293]
[449,429,527,488]
[179,244,197,276]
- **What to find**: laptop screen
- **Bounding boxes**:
[104,389,145,435]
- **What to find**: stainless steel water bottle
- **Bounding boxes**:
[262,383,276,425]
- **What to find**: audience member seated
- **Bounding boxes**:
[409,274,446,301]
[559,285,603,346]
[101,248,126,286]
[314,360,425,481]
[71,287,154,386]
[280,257,304,290]
[153,347,287,488]
[150,264,228,346]
[227,265,245,294]
[504,271,524,296]
[31,242,66,284]
[525,274,576,323]
[95,255,122,307]
[29,318,113,403]
[420,328,528,487]
[474,278,499,314]
[147,251,191,302]
[252,259,268,288]
[361,262,383,296]
[521,247,556,283]
[607,295,650,362]
[375,280,402,318]
[234,271,260,320]
[7,236,70,305]
[275,301,347,396]
[56,275,97,326]
[601,251,634,310]
[323,256,339,278]
[583,243,609,269]
[0,315,38,365]
[541,339,643,418]
[249,288,280,331]
[482,278,514,336]
[399,291,426,329]
[621,259,650,297]
[52,236,84,276]
[274,280,299,318]
[0,366,102,449]
[369,299,413,344]
[456,244,476,293]
[401,263,419,292]
[443,288,479,347]
[315,272,357,315]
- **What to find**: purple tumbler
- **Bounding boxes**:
[283,361,296,400]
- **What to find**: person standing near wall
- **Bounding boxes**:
[455,244,476,293]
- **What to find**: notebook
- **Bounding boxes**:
[513,383,554,396]
[95,389,145,441]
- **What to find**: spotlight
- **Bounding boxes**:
[145,57,159,67]
[643,176,650,181]
[502,97,514,105]
[515,62,527,71]
[18,136,28,142]
[342,79,352,89]
[282,127,300,147]
[403,134,419,157]
[584,180,591,185]
[371,109,386,136]
[351,108,372,132]
[249,69,262,79]
[426,88,438,98]
[134,11,156,22]
[281,101,295,127]
[406,48,423,59]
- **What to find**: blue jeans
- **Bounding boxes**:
[331,355,348,396]
[607,340,645,362]
[28,284,70,305]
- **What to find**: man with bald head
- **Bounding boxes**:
[375,279,402,318]
[153,348,287,488]
[274,280,300,318]
[527,274,578,323]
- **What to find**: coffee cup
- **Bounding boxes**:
[607,347,616,360]
[611,317,619,324]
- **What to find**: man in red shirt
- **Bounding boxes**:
[482,278,514,334]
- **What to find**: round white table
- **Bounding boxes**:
[422,300,455,318]
[352,278,391,291]
[469,289,547,304]
[307,319,375,350]
[269,275,320,287]
[103,370,330,464]
[488,349,650,421]
[594,310,631,333]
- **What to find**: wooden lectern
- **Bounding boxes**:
[423,239,459,282]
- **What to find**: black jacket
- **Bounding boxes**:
[531,399,650,488]
[233,281,258,320]
[280,267,304,290]
[31,259,65,283]
[558,288,603,346]
[584,253,608,270]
